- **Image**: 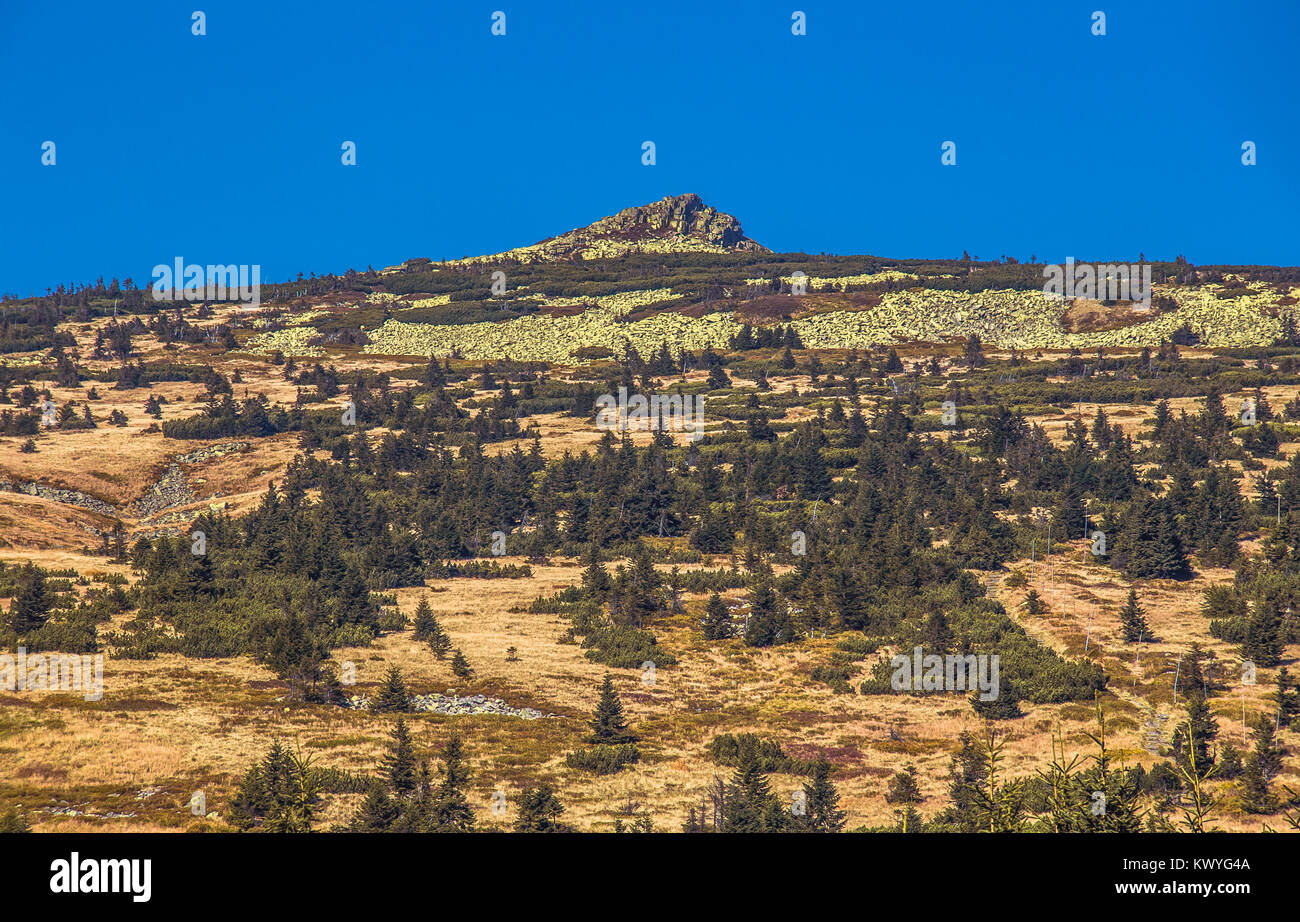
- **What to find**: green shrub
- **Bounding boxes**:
[564,744,641,775]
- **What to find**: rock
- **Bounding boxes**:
[343,692,549,719]
[439,193,767,265]
[129,465,197,518]
[0,479,116,516]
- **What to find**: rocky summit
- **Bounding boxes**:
[445,193,768,265]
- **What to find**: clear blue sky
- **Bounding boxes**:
[2,1,1296,297]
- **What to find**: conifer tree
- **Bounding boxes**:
[1275,668,1300,728]
[433,733,475,832]
[723,749,786,832]
[800,759,846,832]
[743,578,792,647]
[450,649,474,679]
[8,562,53,635]
[579,545,611,600]
[1249,714,1283,782]
[1119,588,1152,642]
[1241,754,1274,814]
[384,717,417,794]
[1242,599,1284,667]
[885,763,924,831]
[972,723,1026,832]
[350,784,399,832]
[940,732,987,832]
[1173,689,1218,772]
[589,673,637,744]
[514,785,568,832]
[412,597,437,641]
[373,666,411,713]
[702,591,733,640]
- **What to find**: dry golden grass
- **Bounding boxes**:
[2,340,1297,833]
[6,551,1292,832]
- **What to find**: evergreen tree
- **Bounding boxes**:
[8,562,53,635]
[1241,754,1274,814]
[350,784,399,831]
[799,759,846,832]
[373,666,411,713]
[579,546,611,600]
[1242,599,1284,667]
[1250,714,1283,782]
[412,597,436,640]
[1275,668,1300,729]
[450,649,474,679]
[433,733,475,831]
[885,764,924,806]
[971,676,1023,720]
[701,591,733,640]
[940,731,987,832]
[723,749,787,832]
[384,717,417,794]
[514,785,568,832]
[413,598,451,658]
[589,673,637,743]
[1173,690,1218,772]
[1119,588,1152,642]
[743,578,792,647]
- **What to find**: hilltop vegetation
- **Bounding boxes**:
[2,197,1299,833]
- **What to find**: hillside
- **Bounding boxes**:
[1,198,1299,838]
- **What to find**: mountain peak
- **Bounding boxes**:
[443,194,767,266]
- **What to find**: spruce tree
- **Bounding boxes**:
[589,673,637,743]
[1249,714,1283,782]
[373,666,411,713]
[433,733,475,832]
[350,784,399,831]
[514,785,568,832]
[1275,668,1300,728]
[579,545,611,600]
[1119,588,1152,642]
[743,579,792,647]
[1243,600,1284,667]
[384,717,417,794]
[940,731,988,832]
[971,677,1023,720]
[885,764,925,831]
[1241,754,1274,814]
[723,749,785,832]
[702,591,733,640]
[450,649,474,679]
[800,759,846,832]
[8,562,53,635]
[1173,691,1218,772]
[412,597,437,641]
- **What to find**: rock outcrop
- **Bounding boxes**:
[431,193,768,265]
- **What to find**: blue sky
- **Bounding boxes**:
[1,1,1296,297]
